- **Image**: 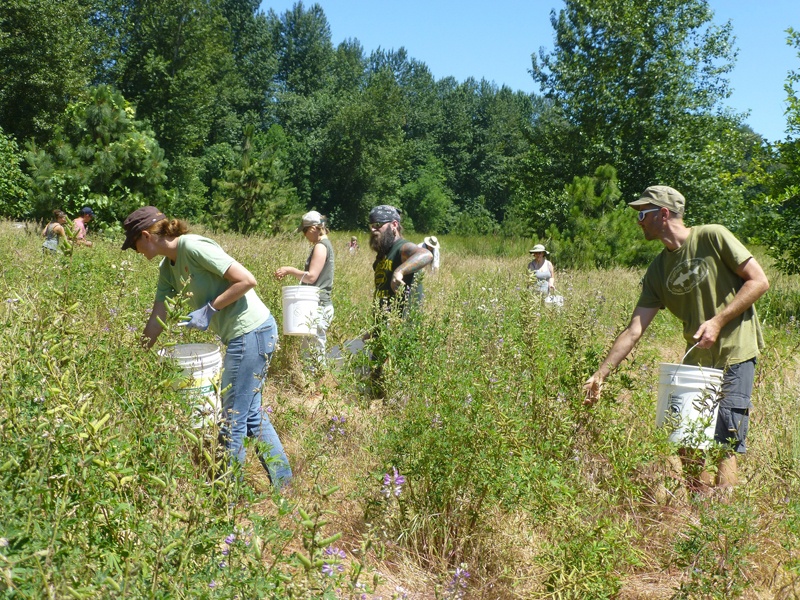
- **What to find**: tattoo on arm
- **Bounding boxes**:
[398,244,433,275]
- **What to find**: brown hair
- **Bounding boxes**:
[305,216,330,235]
[52,209,66,221]
[146,218,189,238]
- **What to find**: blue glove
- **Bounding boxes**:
[179,302,217,330]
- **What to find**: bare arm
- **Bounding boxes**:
[583,305,660,405]
[142,301,167,349]
[548,260,555,290]
[693,256,769,348]
[213,261,257,310]
[274,243,327,284]
[391,243,433,291]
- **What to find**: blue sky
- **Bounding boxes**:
[260,1,798,142]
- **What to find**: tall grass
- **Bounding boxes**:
[2,221,800,598]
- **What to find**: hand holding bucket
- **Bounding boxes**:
[656,343,723,448]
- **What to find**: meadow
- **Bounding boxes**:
[1,220,800,599]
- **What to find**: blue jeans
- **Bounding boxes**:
[221,315,292,487]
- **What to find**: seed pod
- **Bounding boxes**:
[317,532,342,547]
[148,475,167,489]
[252,535,263,561]
[90,413,110,433]
[295,552,312,570]
[169,510,189,522]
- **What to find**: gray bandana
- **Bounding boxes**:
[369,205,401,224]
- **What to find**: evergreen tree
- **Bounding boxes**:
[214,124,300,234]
[24,86,168,225]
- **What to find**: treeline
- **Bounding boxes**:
[1,0,800,269]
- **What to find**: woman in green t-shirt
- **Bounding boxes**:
[121,206,291,489]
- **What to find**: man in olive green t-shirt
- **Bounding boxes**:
[582,186,770,489]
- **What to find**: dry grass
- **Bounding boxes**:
[4,221,800,598]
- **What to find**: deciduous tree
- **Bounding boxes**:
[531,0,742,211]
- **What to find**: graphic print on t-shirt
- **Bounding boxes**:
[667,258,709,295]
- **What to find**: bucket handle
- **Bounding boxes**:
[299,271,307,285]
[668,342,700,385]
[680,342,700,365]
[671,342,718,388]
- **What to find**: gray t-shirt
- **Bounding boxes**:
[304,238,334,306]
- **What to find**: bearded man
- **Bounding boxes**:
[368,204,432,316]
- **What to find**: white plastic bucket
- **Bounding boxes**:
[158,343,222,428]
[281,285,320,336]
[656,363,724,448]
[544,293,564,307]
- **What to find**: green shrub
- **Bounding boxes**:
[0,128,30,218]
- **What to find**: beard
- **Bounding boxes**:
[369,226,396,257]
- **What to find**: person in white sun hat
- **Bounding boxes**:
[527,244,555,296]
[419,235,441,274]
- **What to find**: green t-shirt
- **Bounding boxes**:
[638,224,764,369]
[155,234,270,344]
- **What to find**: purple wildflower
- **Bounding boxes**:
[328,416,346,439]
[324,546,346,559]
[445,564,470,599]
[224,534,235,545]
[209,580,217,589]
[382,467,406,498]
[321,562,344,576]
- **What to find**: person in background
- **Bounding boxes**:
[42,210,67,254]
[527,244,555,296]
[419,236,441,274]
[583,185,769,491]
[348,236,359,255]
[275,211,335,361]
[369,204,432,317]
[121,206,291,489]
[73,207,94,247]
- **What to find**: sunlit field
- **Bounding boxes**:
[2,220,800,599]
